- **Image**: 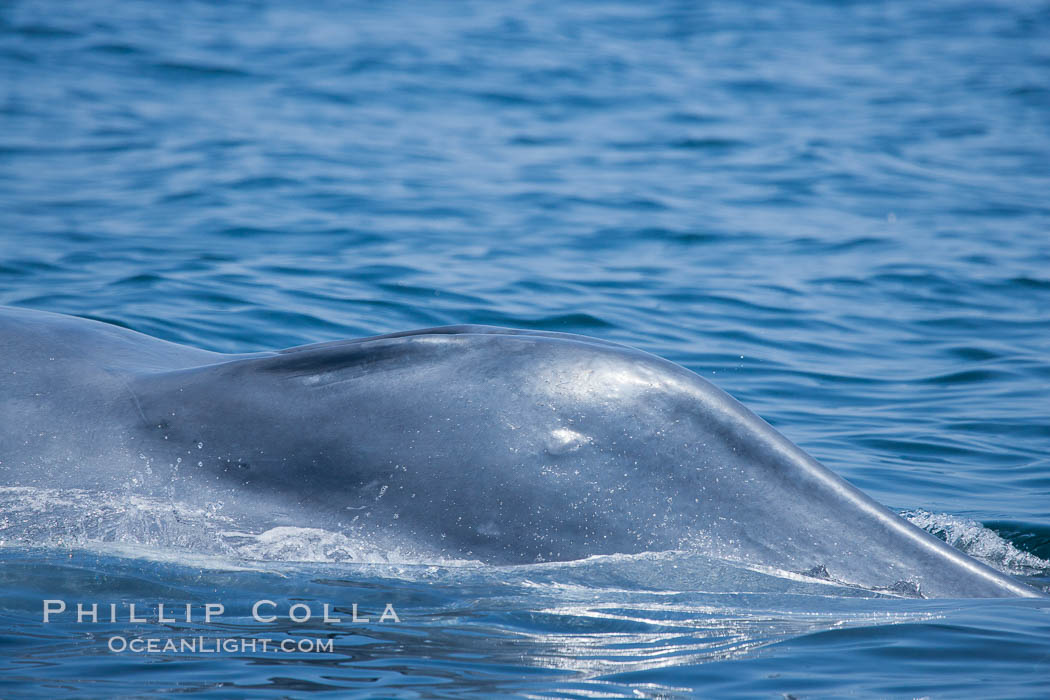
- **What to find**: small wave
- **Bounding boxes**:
[0,486,236,554]
[151,59,254,80]
[0,487,462,568]
[226,526,394,564]
[5,486,1046,591]
[902,509,1050,575]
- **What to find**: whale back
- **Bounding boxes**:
[122,325,1043,598]
[1,307,1041,598]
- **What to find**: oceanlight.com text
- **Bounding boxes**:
[108,636,335,654]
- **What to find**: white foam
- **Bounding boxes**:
[0,486,471,568]
[903,509,1050,575]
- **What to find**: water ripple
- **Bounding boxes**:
[2,0,1050,695]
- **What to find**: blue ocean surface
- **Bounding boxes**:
[2,0,1049,697]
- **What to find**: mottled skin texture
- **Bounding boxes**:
[0,306,1043,598]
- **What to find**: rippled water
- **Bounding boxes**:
[2,0,1049,697]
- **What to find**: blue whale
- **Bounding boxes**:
[0,305,1042,598]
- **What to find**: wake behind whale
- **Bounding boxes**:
[0,305,1043,598]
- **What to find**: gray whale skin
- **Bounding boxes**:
[1,305,1043,599]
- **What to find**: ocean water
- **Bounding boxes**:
[2,0,1049,697]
